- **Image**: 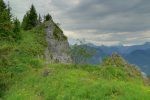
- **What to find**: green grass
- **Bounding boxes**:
[53,23,67,41]
[2,64,150,100]
[0,28,46,97]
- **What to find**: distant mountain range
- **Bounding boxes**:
[86,42,150,75]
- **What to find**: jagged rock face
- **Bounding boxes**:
[44,21,72,63]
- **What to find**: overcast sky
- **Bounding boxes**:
[4,0,150,46]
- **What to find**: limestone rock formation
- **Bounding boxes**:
[44,21,72,64]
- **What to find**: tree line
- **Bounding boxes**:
[0,0,20,40]
[0,0,52,41]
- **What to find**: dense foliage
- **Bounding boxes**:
[0,1,22,95]
[0,27,47,98]
[0,0,21,40]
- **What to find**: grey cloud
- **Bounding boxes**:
[63,0,150,32]
[4,0,150,45]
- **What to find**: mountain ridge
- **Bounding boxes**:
[85,42,150,75]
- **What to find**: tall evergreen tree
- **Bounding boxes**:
[22,4,38,30]
[0,0,13,38]
[0,0,11,22]
[29,5,38,27]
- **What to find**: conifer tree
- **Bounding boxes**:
[13,18,21,40]
[0,0,6,12]
[44,13,52,21]
[22,4,38,30]
[0,0,13,38]
[29,4,38,27]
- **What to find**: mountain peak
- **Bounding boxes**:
[144,42,150,45]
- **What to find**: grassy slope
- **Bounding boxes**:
[1,24,150,100]
[0,26,46,97]
[3,64,150,100]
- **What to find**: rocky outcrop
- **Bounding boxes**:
[44,21,72,64]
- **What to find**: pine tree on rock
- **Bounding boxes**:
[44,13,52,21]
